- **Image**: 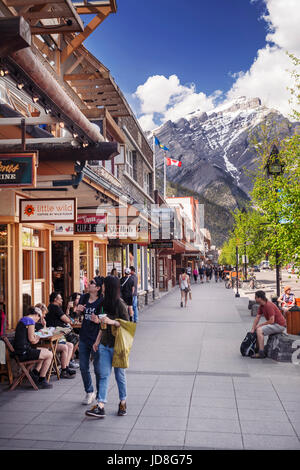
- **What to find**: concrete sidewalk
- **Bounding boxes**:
[1,281,300,450]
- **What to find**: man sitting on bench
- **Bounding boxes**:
[251,290,286,359]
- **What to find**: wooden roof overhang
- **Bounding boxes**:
[2,0,85,34]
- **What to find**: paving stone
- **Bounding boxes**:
[185,431,243,450]
[0,411,40,425]
[282,401,300,412]
[286,411,300,423]
[126,429,185,447]
[190,397,237,409]
[187,417,240,433]
[140,405,189,417]
[189,405,238,420]
[241,419,296,436]
[243,434,300,450]
[238,408,290,422]
[237,399,284,411]
[134,416,187,431]
[13,424,77,442]
[69,428,129,445]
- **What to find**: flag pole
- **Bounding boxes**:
[152,134,156,192]
[163,150,166,200]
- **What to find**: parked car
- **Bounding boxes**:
[260,260,271,270]
[253,265,260,272]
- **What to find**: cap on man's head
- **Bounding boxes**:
[125,268,131,274]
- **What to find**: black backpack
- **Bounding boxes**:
[240,332,257,357]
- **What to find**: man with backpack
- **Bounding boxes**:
[250,290,286,359]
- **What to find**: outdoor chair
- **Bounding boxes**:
[2,336,40,391]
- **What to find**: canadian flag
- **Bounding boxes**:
[166,157,182,167]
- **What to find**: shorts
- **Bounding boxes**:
[123,296,133,307]
[17,348,41,362]
[260,324,286,336]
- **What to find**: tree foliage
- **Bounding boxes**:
[219,55,300,269]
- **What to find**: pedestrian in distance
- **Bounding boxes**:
[130,266,139,323]
[213,266,219,283]
[250,290,286,359]
[120,268,134,321]
[193,267,198,284]
[75,278,103,405]
[199,266,205,284]
[85,275,129,418]
[205,265,210,283]
[179,268,191,308]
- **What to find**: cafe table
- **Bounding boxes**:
[38,332,64,381]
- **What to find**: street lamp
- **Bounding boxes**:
[235,245,240,298]
[265,144,284,298]
[241,207,248,281]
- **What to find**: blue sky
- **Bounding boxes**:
[83,0,299,128]
[85,0,267,96]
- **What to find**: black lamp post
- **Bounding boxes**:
[265,144,284,298]
[241,207,248,281]
[235,244,240,298]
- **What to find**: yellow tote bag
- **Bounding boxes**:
[111,319,136,369]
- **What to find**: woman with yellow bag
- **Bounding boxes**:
[85,275,136,419]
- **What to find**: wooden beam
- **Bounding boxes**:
[79,91,119,99]
[64,73,103,81]
[24,8,72,19]
[64,55,85,75]
[67,79,111,87]
[31,23,83,34]
[32,35,55,61]
[0,137,73,145]
[0,141,120,161]
[61,8,111,63]
[5,0,65,5]
[0,16,31,57]
[0,117,59,126]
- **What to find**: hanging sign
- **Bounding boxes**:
[0,153,37,187]
[20,198,76,222]
[74,213,106,234]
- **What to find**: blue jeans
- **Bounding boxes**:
[98,343,127,404]
[79,340,100,396]
[133,295,139,323]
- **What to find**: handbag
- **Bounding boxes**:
[54,326,79,345]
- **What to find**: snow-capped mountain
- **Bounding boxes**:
[150,96,298,211]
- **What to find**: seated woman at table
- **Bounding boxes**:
[35,302,76,379]
[278,286,295,314]
[13,306,53,389]
[66,293,81,321]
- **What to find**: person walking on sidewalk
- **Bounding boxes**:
[76,278,103,405]
[130,266,139,323]
[250,290,286,359]
[193,267,198,284]
[120,268,134,321]
[205,265,211,283]
[179,268,191,308]
[213,265,219,283]
[199,265,205,284]
[85,275,129,418]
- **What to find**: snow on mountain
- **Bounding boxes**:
[150,96,297,205]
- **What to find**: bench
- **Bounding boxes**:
[264,333,300,362]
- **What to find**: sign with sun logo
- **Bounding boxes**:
[24,204,35,217]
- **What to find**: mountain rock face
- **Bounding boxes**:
[149,97,298,244]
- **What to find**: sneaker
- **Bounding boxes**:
[118,402,127,416]
[82,392,96,405]
[29,370,39,384]
[66,366,76,375]
[68,360,79,369]
[60,369,75,379]
[85,405,105,418]
[37,378,53,389]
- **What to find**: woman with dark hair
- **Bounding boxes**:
[85,275,129,418]
[179,268,190,308]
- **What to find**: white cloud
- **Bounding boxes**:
[227,0,300,116]
[134,75,218,131]
[135,0,300,131]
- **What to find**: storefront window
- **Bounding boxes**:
[80,241,88,292]
[107,246,122,277]
[22,226,46,314]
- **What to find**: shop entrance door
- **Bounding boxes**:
[52,241,73,306]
